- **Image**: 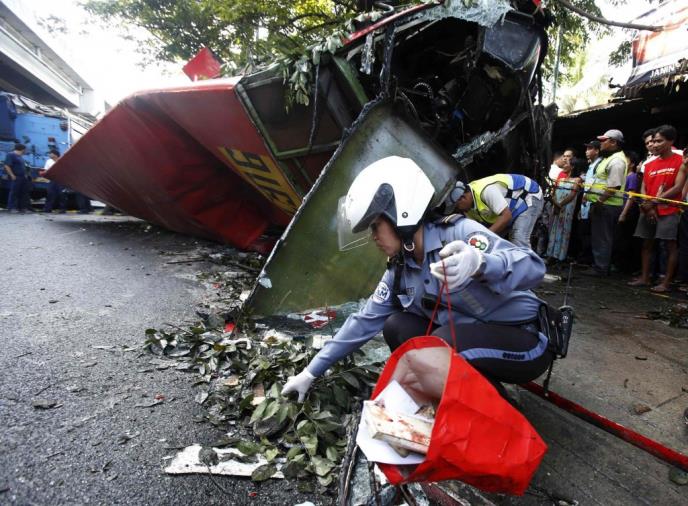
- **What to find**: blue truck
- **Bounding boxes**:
[0,91,89,206]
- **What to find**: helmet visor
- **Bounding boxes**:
[337,196,370,251]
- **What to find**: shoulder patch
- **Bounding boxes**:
[372,281,390,304]
[466,231,493,253]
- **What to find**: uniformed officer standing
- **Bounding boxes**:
[282,157,553,402]
[3,143,30,213]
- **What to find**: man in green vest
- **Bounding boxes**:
[450,174,543,249]
[582,129,628,276]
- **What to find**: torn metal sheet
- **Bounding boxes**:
[164,444,284,478]
[248,102,458,315]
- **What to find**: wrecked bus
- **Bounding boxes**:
[46,1,553,314]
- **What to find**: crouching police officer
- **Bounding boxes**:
[282,157,555,402]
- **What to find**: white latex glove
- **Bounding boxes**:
[281,369,316,402]
[429,240,483,289]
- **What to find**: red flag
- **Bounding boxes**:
[182,47,222,81]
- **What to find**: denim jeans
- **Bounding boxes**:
[509,197,544,249]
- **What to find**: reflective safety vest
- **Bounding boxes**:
[587,150,627,206]
[466,174,541,225]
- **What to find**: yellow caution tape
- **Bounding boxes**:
[545,177,688,209]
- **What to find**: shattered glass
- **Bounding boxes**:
[452,130,497,162]
[452,113,527,164]
[360,32,375,75]
[424,0,512,27]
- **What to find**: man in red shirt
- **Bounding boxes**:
[629,125,686,292]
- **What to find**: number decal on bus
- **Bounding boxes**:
[218,147,301,214]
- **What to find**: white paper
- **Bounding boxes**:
[164,444,284,478]
[356,380,426,465]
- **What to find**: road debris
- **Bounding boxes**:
[199,446,219,466]
[164,444,285,479]
[669,467,688,486]
[144,269,382,490]
[32,399,61,410]
[646,303,688,328]
[194,390,209,405]
[632,403,652,415]
[134,399,164,409]
[34,384,53,396]
[117,431,140,445]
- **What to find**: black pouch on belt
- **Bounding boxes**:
[538,304,573,358]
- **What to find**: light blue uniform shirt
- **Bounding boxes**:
[307,216,546,376]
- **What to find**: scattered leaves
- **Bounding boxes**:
[646,303,688,328]
[251,463,277,482]
[142,249,381,490]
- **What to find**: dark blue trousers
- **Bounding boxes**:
[44,181,67,212]
[7,176,29,211]
[382,312,553,385]
[76,193,92,213]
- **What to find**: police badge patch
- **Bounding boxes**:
[372,281,390,303]
[466,232,492,253]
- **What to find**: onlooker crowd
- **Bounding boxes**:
[541,125,687,293]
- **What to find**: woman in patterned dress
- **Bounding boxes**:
[546,158,586,262]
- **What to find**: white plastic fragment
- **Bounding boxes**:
[164,444,284,478]
[261,328,292,343]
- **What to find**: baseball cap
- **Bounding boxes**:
[584,140,601,149]
[597,129,624,143]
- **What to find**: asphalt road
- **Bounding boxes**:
[2,212,687,506]
[0,213,319,505]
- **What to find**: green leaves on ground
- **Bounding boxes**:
[144,316,380,490]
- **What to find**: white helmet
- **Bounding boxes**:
[337,156,435,250]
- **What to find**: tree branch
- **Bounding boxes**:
[287,12,332,24]
[298,19,345,36]
[557,0,681,32]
